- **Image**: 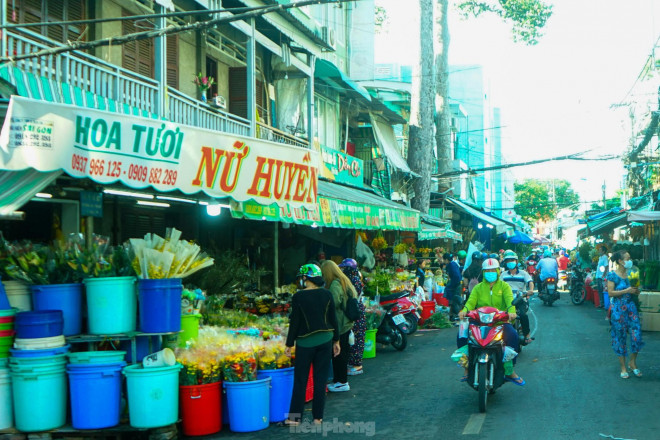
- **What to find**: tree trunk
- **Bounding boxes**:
[408,0,435,214]
[434,0,452,184]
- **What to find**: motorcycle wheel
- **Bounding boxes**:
[390,326,407,351]
[571,284,586,305]
[478,363,488,413]
[403,314,418,334]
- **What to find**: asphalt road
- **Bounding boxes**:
[209,294,660,440]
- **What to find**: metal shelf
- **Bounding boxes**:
[66,331,181,364]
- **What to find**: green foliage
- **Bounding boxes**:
[364,271,392,298]
[456,0,553,45]
[514,179,579,224]
[186,250,252,297]
[578,241,593,266]
[421,311,452,329]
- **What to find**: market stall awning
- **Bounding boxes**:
[445,197,511,235]
[230,180,421,231]
[0,96,319,211]
[628,210,660,222]
[370,113,417,176]
[315,59,372,102]
[503,230,534,244]
[0,169,61,217]
[418,223,462,241]
[586,212,628,235]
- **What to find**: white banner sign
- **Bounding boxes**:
[0,97,318,208]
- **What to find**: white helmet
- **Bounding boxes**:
[482,258,500,270]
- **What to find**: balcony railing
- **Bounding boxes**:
[3,29,306,147]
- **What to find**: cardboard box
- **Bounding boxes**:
[641,312,660,332]
[638,291,660,314]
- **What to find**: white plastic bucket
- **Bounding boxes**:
[0,368,12,429]
[14,335,66,350]
[143,348,176,367]
[2,282,31,312]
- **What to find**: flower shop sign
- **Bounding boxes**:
[0,97,318,209]
[231,197,420,231]
[319,145,363,189]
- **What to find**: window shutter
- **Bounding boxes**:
[229,67,247,118]
[166,35,178,89]
[65,0,86,43]
[122,10,153,78]
[46,1,65,43]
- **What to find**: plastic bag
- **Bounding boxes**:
[415,286,426,302]
[458,318,470,339]
[502,345,518,362]
[356,236,375,270]
[451,346,468,367]
[423,271,434,293]
[348,330,355,346]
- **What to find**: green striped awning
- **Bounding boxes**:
[0,169,62,217]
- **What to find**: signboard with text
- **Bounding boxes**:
[319,145,363,189]
[0,97,319,209]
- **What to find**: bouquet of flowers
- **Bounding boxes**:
[129,227,214,279]
[629,270,640,288]
[257,339,292,370]
[393,243,408,254]
[419,247,432,255]
[177,347,223,386]
[223,352,258,382]
[371,236,388,251]
[363,299,385,330]
[193,72,215,92]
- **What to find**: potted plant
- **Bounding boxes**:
[193,72,215,102]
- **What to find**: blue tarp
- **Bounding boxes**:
[587,207,625,221]
[501,230,534,244]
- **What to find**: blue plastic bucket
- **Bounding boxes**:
[84,277,137,334]
[121,335,161,363]
[9,344,70,357]
[223,378,270,432]
[137,279,182,333]
[0,368,12,429]
[15,310,63,339]
[10,364,67,432]
[257,368,294,423]
[67,350,126,365]
[67,361,126,429]
[123,363,182,428]
[31,284,82,336]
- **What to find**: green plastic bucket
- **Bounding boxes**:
[9,354,67,373]
[84,277,137,334]
[0,336,14,358]
[123,363,182,428]
[10,364,66,432]
[0,368,11,429]
[179,315,201,347]
[363,329,377,359]
[0,323,13,331]
[67,350,126,364]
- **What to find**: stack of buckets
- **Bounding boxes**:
[0,281,17,430]
[9,309,68,432]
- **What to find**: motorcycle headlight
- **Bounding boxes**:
[478,311,495,324]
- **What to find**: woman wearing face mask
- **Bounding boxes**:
[458,258,524,385]
[607,250,643,379]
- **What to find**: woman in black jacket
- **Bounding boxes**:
[283,264,340,426]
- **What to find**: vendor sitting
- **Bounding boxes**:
[457,258,525,386]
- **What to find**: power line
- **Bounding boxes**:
[0,0,354,64]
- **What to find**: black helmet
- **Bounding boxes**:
[472,251,484,260]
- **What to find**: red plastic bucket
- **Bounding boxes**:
[180,382,222,436]
[420,301,436,322]
[432,293,443,306]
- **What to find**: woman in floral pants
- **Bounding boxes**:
[339,259,366,375]
[606,250,644,379]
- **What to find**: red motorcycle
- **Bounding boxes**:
[525,259,538,279]
[379,291,421,334]
[465,306,513,413]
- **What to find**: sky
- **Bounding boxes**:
[374,0,660,207]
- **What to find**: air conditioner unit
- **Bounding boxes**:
[321,26,336,49]
[213,95,227,109]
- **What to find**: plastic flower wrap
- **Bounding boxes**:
[257,338,292,370]
[129,227,214,279]
[176,345,224,386]
[182,288,206,315]
[363,299,385,330]
[629,270,640,288]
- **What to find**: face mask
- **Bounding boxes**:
[484,272,498,283]
[624,260,633,269]
[506,262,517,270]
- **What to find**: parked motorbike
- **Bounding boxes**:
[465,306,514,413]
[380,290,421,335]
[538,277,559,306]
[568,265,587,305]
[375,292,408,351]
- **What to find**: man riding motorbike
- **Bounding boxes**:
[501,250,534,345]
[458,258,525,386]
[536,249,559,294]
